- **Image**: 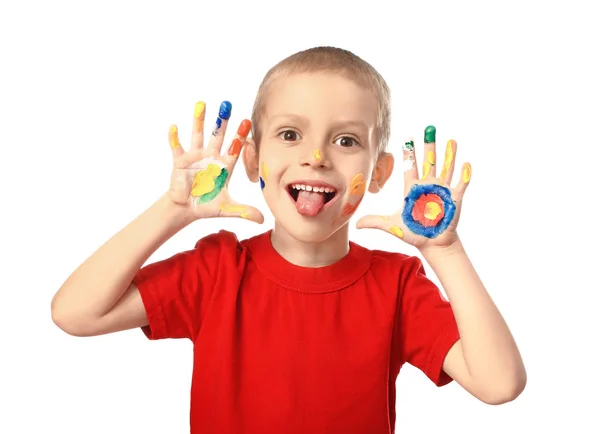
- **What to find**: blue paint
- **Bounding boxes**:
[212,117,223,137]
[219,101,232,120]
[402,184,456,238]
[259,177,265,189]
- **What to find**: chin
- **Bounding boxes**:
[274,218,348,244]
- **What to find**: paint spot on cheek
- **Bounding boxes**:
[260,162,269,190]
[349,173,366,196]
[389,226,404,238]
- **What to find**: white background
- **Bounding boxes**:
[1,0,599,432]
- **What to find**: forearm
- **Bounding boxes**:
[421,240,526,390]
[52,192,193,322]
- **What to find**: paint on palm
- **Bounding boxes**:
[402,184,456,238]
[190,157,228,204]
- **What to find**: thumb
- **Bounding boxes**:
[219,201,265,224]
[355,214,388,230]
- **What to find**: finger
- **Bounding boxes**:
[173,148,204,169]
[169,125,185,159]
[421,125,436,180]
[223,119,251,163]
[206,100,232,153]
[219,201,265,224]
[439,139,457,185]
[190,101,206,151]
[356,215,406,240]
[402,137,419,185]
[455,162,472,195]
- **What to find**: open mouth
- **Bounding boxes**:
[288,183,337,204]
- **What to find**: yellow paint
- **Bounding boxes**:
[194,101,206,118]
[424,202,442,220]
[421,151,435,179]
[422,161,431,179]
[220,203,249,219]
[462,163,472,183]
[440,140,454,178]
[194,102,206,132]
[313,149,322,162]
[169,126,181,149]
[349,173,366,196]
[261,162,269,181]
[191,164,222,197]
[389,226,404,238]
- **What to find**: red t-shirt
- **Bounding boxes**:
[133,230,459,434]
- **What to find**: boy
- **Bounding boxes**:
[51,47,526,433]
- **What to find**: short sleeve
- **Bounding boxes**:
[132,230,240,341]
[397,256,460,386]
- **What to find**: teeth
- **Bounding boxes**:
[291,184,335,193]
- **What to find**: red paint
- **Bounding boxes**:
[228,138,243,156]
[237,119,252,138]
[411,193,445,227]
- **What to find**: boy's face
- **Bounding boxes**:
[244,72,393,242]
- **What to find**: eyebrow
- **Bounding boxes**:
[268,114,369,130]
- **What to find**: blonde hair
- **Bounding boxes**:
[250,46,391,155]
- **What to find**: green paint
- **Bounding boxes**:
[197,169,228,204]
[403,140,415,152]
[424,125,436,143]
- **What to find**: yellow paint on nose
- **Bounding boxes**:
[313,149,322,162]
[424,202,442,220]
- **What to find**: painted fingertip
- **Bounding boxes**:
[219,101,232,120]
[194,101,206,118]
[462,163,472,183]
[169,125,181,148]
[402,137,415,152]
[424,125,436,143]
[237,119,251,138]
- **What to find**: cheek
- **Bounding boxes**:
[259,162,270,190]
[340,172,367,217]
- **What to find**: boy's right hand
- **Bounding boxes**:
[168,101,264,224]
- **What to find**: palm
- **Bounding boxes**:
[357,130,471,250]
[167,101,263,223]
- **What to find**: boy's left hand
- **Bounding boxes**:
[356,127,471,251]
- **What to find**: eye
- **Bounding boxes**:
[279,130,300,141]
[334,136,359,148]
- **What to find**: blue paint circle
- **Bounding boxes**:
[401,184,456,239]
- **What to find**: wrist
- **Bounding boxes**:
[158,192,197,229]
[419,237,465,261]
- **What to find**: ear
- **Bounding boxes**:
[368,152,394,193]
[243,137,260,183]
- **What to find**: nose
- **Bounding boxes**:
[300,147,331,169]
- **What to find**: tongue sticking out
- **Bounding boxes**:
[296,190,326,216]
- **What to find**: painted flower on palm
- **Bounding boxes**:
[402,184,456,238]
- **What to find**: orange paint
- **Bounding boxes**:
[228,138,243,157]
[342,197,363,217]
[349,173,366,196]
[237,119,251,138]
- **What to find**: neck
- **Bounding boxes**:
[270,221,350,268]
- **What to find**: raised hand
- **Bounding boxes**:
[356,126,471,250]
[168,101,264,223]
